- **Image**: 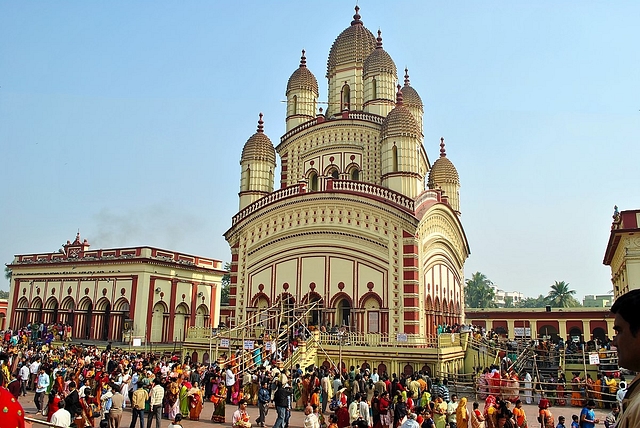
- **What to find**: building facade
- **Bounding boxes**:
[224,7,470,339]
[490,284,524,307]
[465,307,614,343]
[604,207,640,299]
[582,294,613,308]
[7,233,225,344]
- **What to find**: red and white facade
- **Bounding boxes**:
[7,233,225,343]
[224,7,470,338]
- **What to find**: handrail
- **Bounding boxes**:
[25,416,57,427]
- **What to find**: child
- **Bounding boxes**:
[556,415,566,428]
[570,415,579,428]
[328,414,338,428]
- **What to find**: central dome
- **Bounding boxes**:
[326,6,376,78]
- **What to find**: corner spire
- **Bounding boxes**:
[396,84,403,106]
[404,68,410,86]
[351,5,362,25]
[376,30,383,49]
[440,137,447,157]
[257,113,264,133]
[300,49,307,68]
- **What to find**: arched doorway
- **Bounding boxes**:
[337,299,351,329]
[195,304,209,327]
[538,324,559,342]
[59,297,75,330]
[44,297,59,324]
[13,297,28,329]
[29,297,43,324]
[191,351,199,364]
[592,327,606,343]
[569,327,583,340]
[95,298,111,341]
[362,295,381,333]
[378,363,387,375]
[151,301,168,343]
[174,303,190,342]
[403,364,414,376]
[112,298,130,342]
[75,297,93,340]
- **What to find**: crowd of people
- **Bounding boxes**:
[0,288,637,428]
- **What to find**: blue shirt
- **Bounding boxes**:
[580,407,596,428]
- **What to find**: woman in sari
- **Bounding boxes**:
[166,379,181,420]
[556,372,567,406]
[179,381,190,417]
[432,396,447,428]
[570,372,582,407]
[188,382,204,421]
[594,374,603,408]
[483,396,497,428]
[456,397,469,428]
[211,383,227,423]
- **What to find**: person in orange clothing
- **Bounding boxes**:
[0,352,26,428]
[593,374,603,409]
[310,386,321,411]
[512,400,526,428]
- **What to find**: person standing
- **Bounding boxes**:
[273,381,292,428]
[19,363,29,397]
[226,365,236,404]
[108,385,125,428]
[29,358,40,391]
[34,367,49,415]
[50,399,72,428]
[129,382,148,428]
[146,379,164,428]
[257,381,270,427]
[611,289,640,428]
[447,394,459,428]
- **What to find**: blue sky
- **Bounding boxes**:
[1,1,638,299]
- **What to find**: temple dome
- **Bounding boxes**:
[326,6,376,78]
[363,30,397,76]
[428,139,459,187]
[286,50,319,96]
[381,87,420,138]
[401,68,423,108]
[241,114,276,164]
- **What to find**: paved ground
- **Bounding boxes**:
[19,391,613,427]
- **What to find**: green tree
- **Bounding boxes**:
[517,294,549,308]
[464,272,497,308]
[4,266,10,282]
[547,281,577,308]
[221,262,230,305]
[503,296,514,308]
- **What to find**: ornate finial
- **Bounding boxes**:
[440,137,446,157]
[376,30,383,49]
[300,49,307,68]
[351,5,362,25]
[257,113,264,133]
[396,84,403,105]
[404,68,410,86]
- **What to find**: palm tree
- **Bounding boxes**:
[547,281,577,307]
[3,266,10,282]
[464,272,497,308]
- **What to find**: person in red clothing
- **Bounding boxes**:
[0,353,25,428]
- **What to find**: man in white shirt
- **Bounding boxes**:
[147,379,164,428]
[225,365,236,404]
[19,363,29,396]
[35,368,50,415]
[50,399,72,428]
[29,358,40,390]
[370,368,380,383]
[447,394,459,428]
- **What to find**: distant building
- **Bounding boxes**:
[582,294,613,308]
[603,207,640,298]
[6,233,225,345]
[490,284,524,307]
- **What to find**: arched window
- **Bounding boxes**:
[350,168,359,181]
[337,299,351,328]
[292,95,297,115]
[392,145,398,172]
[329,169,339,179]
[309,171,318,191]
[372,78,377,99]
[342,84,351,111]
[244,166,251,191]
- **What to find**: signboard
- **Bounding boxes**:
[220,338,230,348]
[589,353,600,365]
[265,342,272,351]
[514,328,532,337]
[243,340,255,350]
[132,338,142,347]
[397,333,408,342]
